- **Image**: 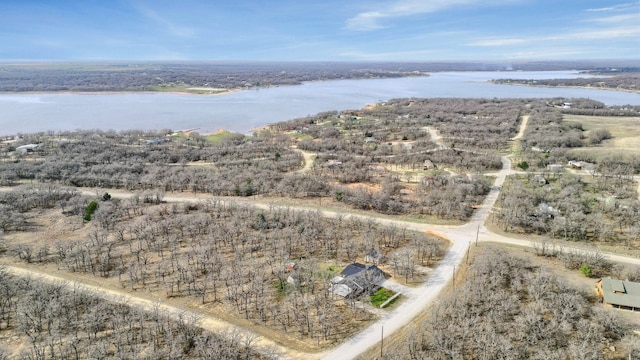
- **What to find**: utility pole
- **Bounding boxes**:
[380,326,384,358]
[453,265,456,292]
[475,224,480,246]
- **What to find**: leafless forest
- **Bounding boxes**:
[2,94,640,358]
[0,183,446,351]
[386,249,639,359]
[3,97,616,221]
[0,267,273,360]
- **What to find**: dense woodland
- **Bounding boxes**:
[0,97,528,220]
[0,267,273,359]
[388,250,639,360]
[0,183,446,349]
[1,97,638,223]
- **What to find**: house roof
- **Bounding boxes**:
[341,263,366,277]
[599,277,640,309]
[330,283,353,297]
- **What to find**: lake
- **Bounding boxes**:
[0,71,638,136]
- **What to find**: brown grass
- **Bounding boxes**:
[565,114,640,157]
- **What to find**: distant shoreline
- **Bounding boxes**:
[0,88,243,96]
[491,81,640,94]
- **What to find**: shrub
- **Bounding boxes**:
[517,161,529,170]
[84,201,98,222]
[580,263,593,277]
[588,128,612,145]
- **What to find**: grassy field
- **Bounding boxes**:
[149,84,233,94]
[565,114,640,158]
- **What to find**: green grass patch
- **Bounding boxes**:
[370,287,397,307]
[287,132,313,140]
[204,132,240,144]
[272,279,288,301]
[169,132,188,140]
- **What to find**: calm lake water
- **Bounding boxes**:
[0,71,639,136]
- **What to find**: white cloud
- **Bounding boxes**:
[562,26,640,40]
[588,14,638,23]
[345,11,386,31]
[468,22,639,48]
[344,0,522,31]
[586,2,636,12]
[136,6,197,38]
[468,38,526,47]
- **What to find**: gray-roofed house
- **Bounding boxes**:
[330,263,385,298]
[596,277,640,311]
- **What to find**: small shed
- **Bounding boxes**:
[568,160,583,169]
[423,159,436,170]
[534,175,547,185]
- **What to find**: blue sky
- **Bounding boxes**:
[1,0,638,61]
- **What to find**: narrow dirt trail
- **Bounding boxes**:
[511,114,530,153]
[512,114,530,141]
[293,147,315,173]
[425,126,446,149]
